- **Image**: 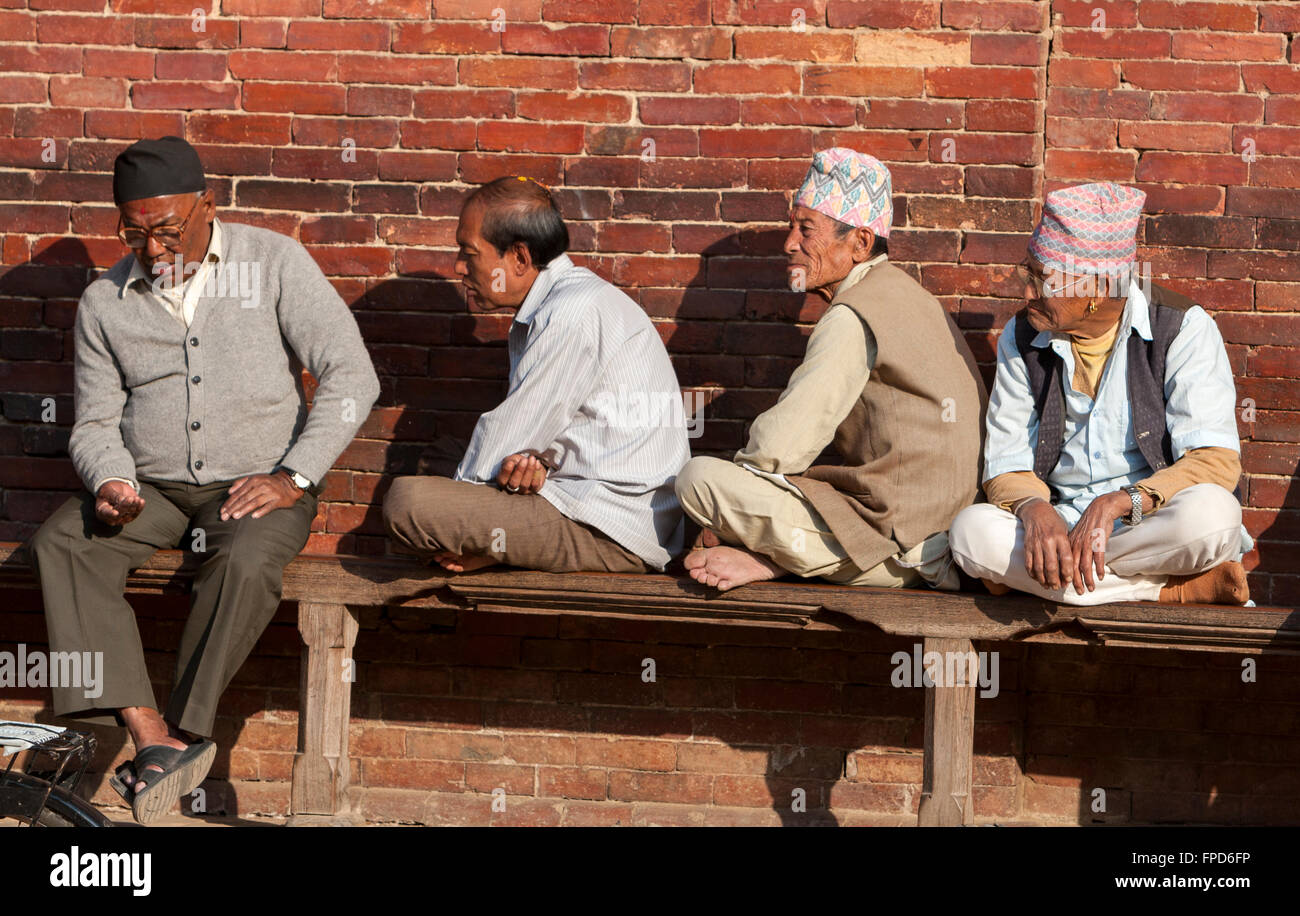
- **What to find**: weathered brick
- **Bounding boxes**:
[1122,60,1240,92]
[615,26,733,59]
[804,65,924,97]
[926,66,1040,99]
[1172,32,1286,62]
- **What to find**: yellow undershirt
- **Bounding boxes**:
[1069,319,1119,400]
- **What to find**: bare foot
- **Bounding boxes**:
[432,550,501,573]
[120,707,189,792]
[683,545,783,592]
[1158,560,1249,606]
[981,578,1011,596]
[690,527,722,550]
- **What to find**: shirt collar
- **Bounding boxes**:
[1029,276,1150,349]
[834,252,888,299]
[1125,278,1152,341]
[513,252,573,326]
[121,217,224,298]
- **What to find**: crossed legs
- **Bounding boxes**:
[673,456,926,591]
[382,476,648,573]
[949,484,1245,606]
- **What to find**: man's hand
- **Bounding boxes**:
[496,452,547,495]
[219,471,303,521]
[1067,490,1132,592]
[95,480,145,526]
[1017,498,1082,594]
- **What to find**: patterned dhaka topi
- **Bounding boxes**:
[1028,181,1146,276]
[793,147,893,239]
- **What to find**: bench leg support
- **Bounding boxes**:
[287,602,360,826]
[917,636,976,827]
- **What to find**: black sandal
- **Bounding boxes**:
[108,740,217,825]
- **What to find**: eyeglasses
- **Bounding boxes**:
[1014,262,1070,298]
[116,194,204,251]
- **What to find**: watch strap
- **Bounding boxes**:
[1122,485,1143,525]
[279,466,317,494]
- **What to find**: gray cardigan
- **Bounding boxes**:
[69,221,380,493]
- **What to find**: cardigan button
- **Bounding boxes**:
[189,337,198,347]
[191,421,201,430]
[191,375,200,384]
[194,460,203,470]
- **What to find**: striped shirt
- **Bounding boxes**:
[454,253,691,569]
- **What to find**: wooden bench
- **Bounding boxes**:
[1,541,1296,826]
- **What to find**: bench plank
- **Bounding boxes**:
[2,544,1296,652]
[3,540,1298,828]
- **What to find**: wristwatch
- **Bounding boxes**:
[280,467,313,492]
[1121,485,1143,526]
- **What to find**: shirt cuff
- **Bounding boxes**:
[92,476,139,495]
[982,470,1051,512]
[1134,483,1164,514]
[983,454,1037,481]
[1170,429,1242,456]
[1135,446,1241,515]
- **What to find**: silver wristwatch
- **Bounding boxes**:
[282,467,313,492]
[1121,485,1143,526]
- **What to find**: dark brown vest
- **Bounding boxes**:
[1014,282,1196,488]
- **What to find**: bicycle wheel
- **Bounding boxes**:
[0,771,112,827]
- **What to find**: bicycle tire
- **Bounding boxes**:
[0,771,112,827]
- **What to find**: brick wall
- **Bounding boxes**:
[0,0,1297,824]
[3,586,1300,825]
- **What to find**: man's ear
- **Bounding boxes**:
[854,227,875,262]
[510,240,533,275]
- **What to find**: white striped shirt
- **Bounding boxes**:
[454,254,690,569]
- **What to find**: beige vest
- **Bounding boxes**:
[786,262,988,571]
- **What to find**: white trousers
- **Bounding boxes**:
[948,484,1242,605]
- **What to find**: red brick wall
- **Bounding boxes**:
[1,0,1298,825]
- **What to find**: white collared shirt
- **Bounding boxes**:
[125,218,224,329]
[454,254,691,569]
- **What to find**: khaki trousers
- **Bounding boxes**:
[674,456,957,588]
[382,476,648,573]
[948,483,1242,605]
[26,477,317,738]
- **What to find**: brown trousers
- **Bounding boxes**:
[27,477,317,738]
[382,476,647,573]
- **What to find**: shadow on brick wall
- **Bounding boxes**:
[1254,463,1300,607]
[0,239,97,543]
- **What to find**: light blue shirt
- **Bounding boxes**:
[984,280,1246,543]
[454,254,691,570]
